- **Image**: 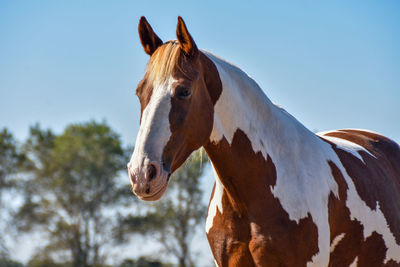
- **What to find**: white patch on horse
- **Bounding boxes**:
[204,51,400,265]
[330,233,345,253]
[128,77,175,177]
[206,162,224,234]
[318,134,376,163]
[349,256,358,267]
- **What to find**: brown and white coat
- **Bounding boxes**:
[128,17,400,267]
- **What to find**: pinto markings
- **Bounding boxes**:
[204,51,400,265]
[350,256,358,267]
[206,51,338,266]
[319,133,376,163]
[330,233,345,253]
[131,16,400,266]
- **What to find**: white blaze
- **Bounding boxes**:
[129,77,175,174]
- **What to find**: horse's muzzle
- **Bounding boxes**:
[128,160,169,201]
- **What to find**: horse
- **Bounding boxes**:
[127,16,400,267]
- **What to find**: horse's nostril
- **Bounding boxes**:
[148,163,157,181]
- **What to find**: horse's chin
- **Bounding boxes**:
[138,183,168,201]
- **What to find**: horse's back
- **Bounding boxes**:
[318,128,400,186]
[319,129,400,254]
[319,128,400,173]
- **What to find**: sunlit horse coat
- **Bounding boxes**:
[128,16,400,267]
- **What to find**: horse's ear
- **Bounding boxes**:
[138,16,163,56]
[176,16,198,57]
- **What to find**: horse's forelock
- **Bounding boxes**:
[146,41,183,85]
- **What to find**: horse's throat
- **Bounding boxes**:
[204,128,278,216]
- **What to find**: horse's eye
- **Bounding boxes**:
[177,86,191,100]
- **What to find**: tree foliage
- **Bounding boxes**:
[0,128,27,198]
[0,258,24,267]
[14,121,132,267]
[118,257,172,267]
[0,128,28,257]
[119,150,208,267]
[1,123,210,266]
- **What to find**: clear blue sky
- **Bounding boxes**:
[1,0,399,145]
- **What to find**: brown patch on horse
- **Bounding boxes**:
[327,157,400,266]
[161,50,222,173]
[385,259,400,267]
[205,129,319,266]
[206,188,255,267]
[358,232,387,266]
[327,160,363,266]
[324,130,400,244]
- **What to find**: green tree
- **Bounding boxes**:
[0,258,24,267]
[119,150,208,267]
[27,257,70,267]
[0,128,27,199]
[14,121,132,267]
[0,128,27,258]
[118,257,171,267]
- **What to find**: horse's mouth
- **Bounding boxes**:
[139,180,169,201]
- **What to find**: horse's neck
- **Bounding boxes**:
[204,51,319,164]
[203,52,328,212]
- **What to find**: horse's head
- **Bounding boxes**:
[128,16,221,201]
